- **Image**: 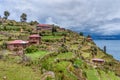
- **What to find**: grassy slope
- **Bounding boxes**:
[0,61,40,80]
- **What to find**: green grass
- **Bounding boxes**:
[54,61,77,80]
[74,59,83,67]
[0,26,20,31]
[54,61,78,80]
[70,44,78,50]
[108,72,120,80]
[54,32,67,36]
[56,52,74,59]
[0,35,8,40]
[0,61,40,80]
[26,50,48,60]
[85,69,120,80]
[81,52,91,58]
[54,61,70,72]
[86,69,99,80]
[42,36,62,40]
[99,70,120,80]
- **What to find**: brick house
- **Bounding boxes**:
[29,34,41,45]
[7,40,29,51]
[36,24,52,30]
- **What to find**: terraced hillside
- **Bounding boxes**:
[0,20,120,80]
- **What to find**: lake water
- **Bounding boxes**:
[94,40,120,61]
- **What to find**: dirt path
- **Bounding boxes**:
[41,71,55,80]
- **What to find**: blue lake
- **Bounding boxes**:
[94,40,120,61]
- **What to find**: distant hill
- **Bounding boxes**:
[70,24,120,40]
[92,35,120,40]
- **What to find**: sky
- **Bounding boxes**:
[0,0,120,35]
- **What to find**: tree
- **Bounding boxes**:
[29,21,39,25]
[87,34,91,38]
[4,11,10,19]
[0,15,2,24]
[79,32,83,36]
[52,25,57,33]
[20,13,27,22]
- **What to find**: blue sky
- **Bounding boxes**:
[0,0,120,35]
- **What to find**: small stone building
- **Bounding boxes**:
[36,24,52,30]
[87,37,92,41]
[29,34,41,45]
[7,40,29,51]
[92,58,105,65]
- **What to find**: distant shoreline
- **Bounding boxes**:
[93,39,120,40]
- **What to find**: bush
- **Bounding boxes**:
[82,71,87,78]
[8,21,14,26]
[58,44,68,53]
[8,36,12,41]
[1,42,7,49]
[46,77,53,80]
[74,59,82,68]
[25,45,38,54]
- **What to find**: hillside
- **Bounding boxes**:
[0,19,120,80]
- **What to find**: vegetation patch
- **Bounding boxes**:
[0,61,40,80]
[57,52,74,59]
[25,45,39,54]
[42,36,62,40]
[26,50,48,60]
[85,69,99,80]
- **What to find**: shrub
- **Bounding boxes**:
[3,26,7,31]
[82,71,87,78]
[74,59,82,68]
[58,44,68,53]
[1,42,7,49]
[87,35,91,38]
[8,21,14,26]
[25,45,38,54]
[8,36,12,41]
[46,77,53,80]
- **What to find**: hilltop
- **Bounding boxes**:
[0,19,120,80]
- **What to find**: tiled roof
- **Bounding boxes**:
[87,37,92,40]
[29,34,40,38]
[92,58,105,62]
[37,24,50,27]
[8,40,28,44]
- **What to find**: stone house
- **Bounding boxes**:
[29,34,41,45]
[7,40,29,51]
[36,24,52,30]
[92,58,105,65]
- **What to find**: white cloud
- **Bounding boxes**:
[0,0,120,35]
[96,23,120,35]
[45,17,57,25]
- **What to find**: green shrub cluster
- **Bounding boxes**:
[25,45,39,54]
[74,59,82,68]
[0,26,20,31]
[58,44,68,53]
